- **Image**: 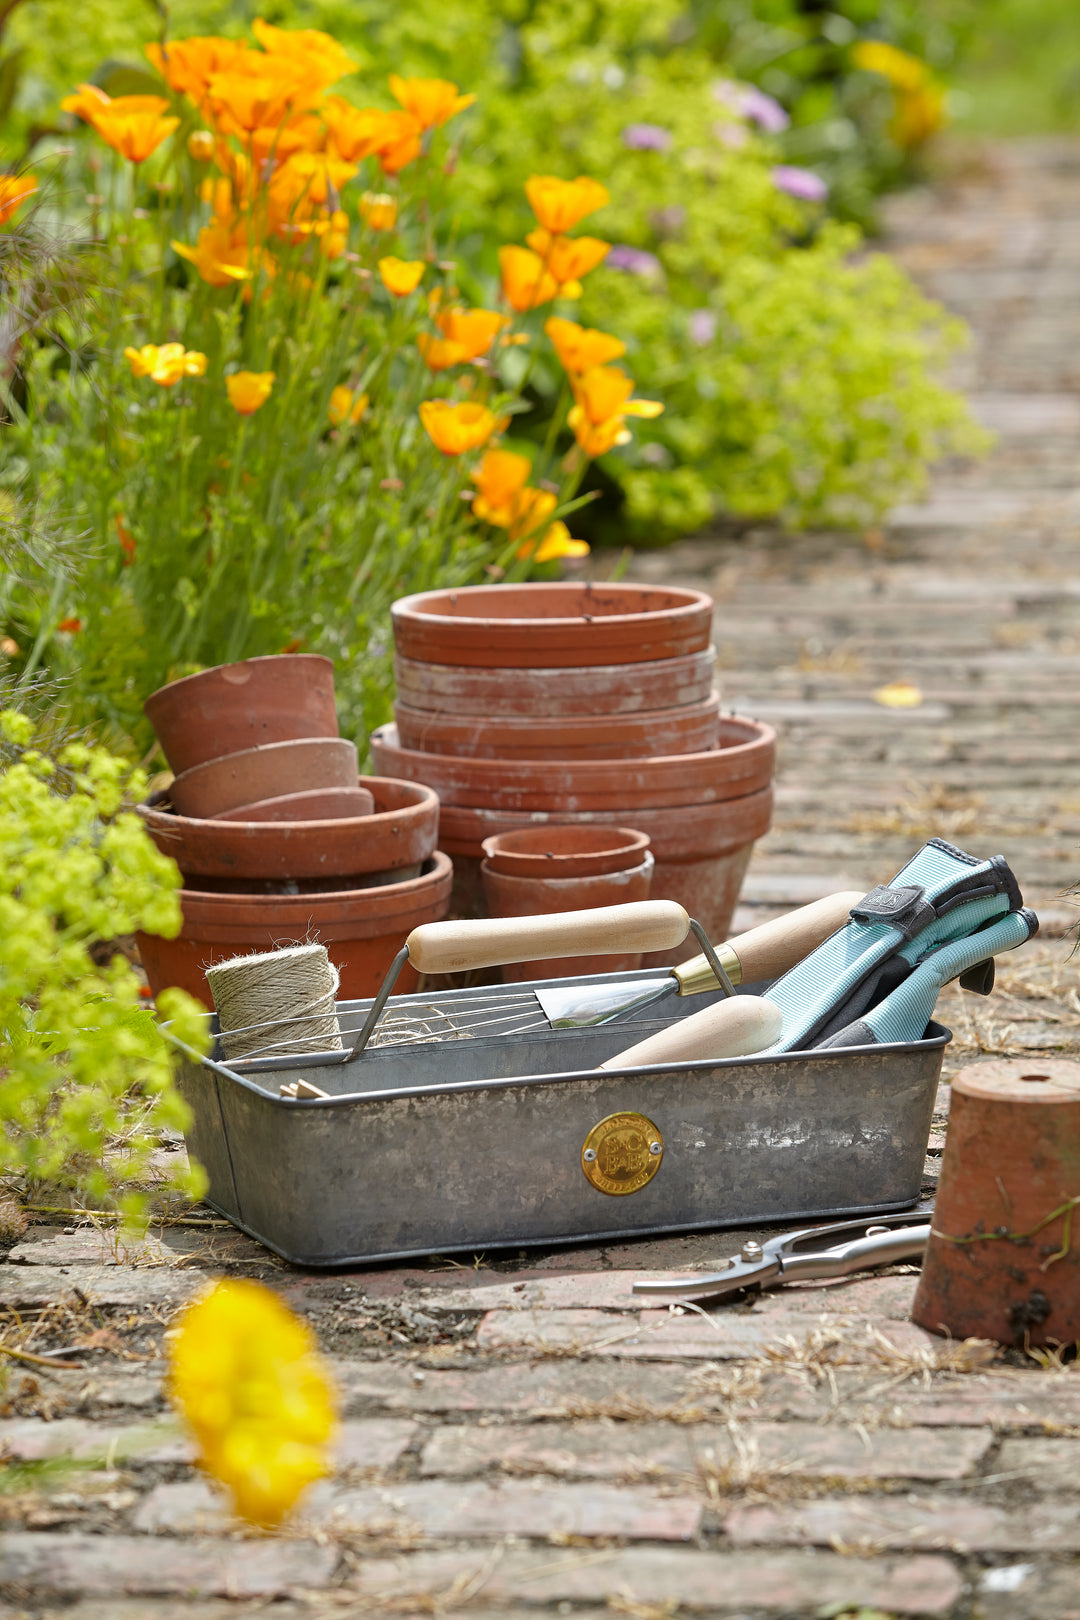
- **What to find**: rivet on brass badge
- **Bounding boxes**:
[581,1111,663,1196]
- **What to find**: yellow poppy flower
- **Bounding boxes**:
[0,174,37,227]
[226,370,275,415]
[173,220,265,287]
[328,384,369,425]
[851,40,930,93]
[525,175,609,235]
[471,447,532,524]
[419,399,498,455]
[519,520,590,563]
[125,342,207,386]
[498,245,560,312]
[88,100,180,163]
[544,316,626,374]
[168,1279,337,1528]
[388,74,476,131]
[378,256,424,296]
[187,129,215,162]
[358,190,397,230]
[890,84,946,147]
[526,229,610,283]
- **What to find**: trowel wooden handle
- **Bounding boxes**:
[599,995,783,1070]
[406,900,690,975]
[673,891,864,995]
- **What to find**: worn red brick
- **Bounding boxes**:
[0,1532,339,1596]
[725,1494,1080,1553]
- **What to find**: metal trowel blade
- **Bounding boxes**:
[534,975,676,1029]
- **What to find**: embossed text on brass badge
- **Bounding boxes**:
[581,1111,663,1196]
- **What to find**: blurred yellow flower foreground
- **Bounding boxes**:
[168,1278,337,1526]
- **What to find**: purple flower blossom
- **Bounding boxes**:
[621,122,672,152]
[713,120,748,150]
[649,204,685,236]
[739,86,790,133]
[688,309,717,346]
[771,164,829,202]
[606,245,664,278]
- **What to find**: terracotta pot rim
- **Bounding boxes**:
[216,785,375,823]
[170,735,359,817]
[144,652,335,712]
[480,850,654,894]
[180,850,452,914]
[481,825,651,878]
[393,581,712,629]
[395,645,717,683]
[142,775,436,836]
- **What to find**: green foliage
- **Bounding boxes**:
[0,708,208,1216]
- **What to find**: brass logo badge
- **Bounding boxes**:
[581,1111,664,1196]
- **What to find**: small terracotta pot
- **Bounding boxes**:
[912,1058,1080,1348]
[391,582,713,668]
[438,782,773,959]
[480,852,655,982]
[169,737,359,820]
[144,654,339,776]
[370,716,774,813]
[137,851,453,1008]
[393,694,720,761]
[215,786,375,822]
[138,777,438,882]
[394,647,718,718]
[481,825,651,880]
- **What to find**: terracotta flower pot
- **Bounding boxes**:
[393,647,718,718]
[391,582,713,668]
[393,694,721,761]
[480,825,651,879]
[369,716,774,813]
[438,782,774,962]
[169,737,359,820]
[138,778,439,882]
[480,852,655,982]
[137,851,453,1009]
[912,1058,1080,1348]
[144,654,339,776]
[215,786,375,822]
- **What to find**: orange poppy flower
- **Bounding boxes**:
[387,74,476,130]
[526,229,610,283]
[544,317,626,374]
[115,514,136,565]
[328,385,369,426]
[205,60,324,138]
[88,98,180,163]
[124,342,207,386]
[146,37,251,104]
[498,245,560,312]
[248,114,326,169]
[435,307,507,361]
[570,365,637,424]
[323,100,392,163]
[187,129,216,162]
[416,333,467,371]
[0,174,37,227]
[268,150,358,214]
[504,485,558,542]
[374,110,423,175]
[378,256,424,296]
[173,220,264,287]
[56,617,83,634]
[358,190,397,230]
[525,175,609,235]
[471,448,531,524]
[251,19,356,87]
[60,83,112,123]
[226,371,275,415]
[419,399,498,455]
[565,408,630,457]
[518,520,590,563]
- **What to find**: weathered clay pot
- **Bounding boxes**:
[480,852,655,982]
[215,786,374,822]
[912,1058,1080,1348]
[138,778,438,882]
[370,716,775,813]
[393,694,720,760]
[391,582,713,668]
[169,737,359,820]
[438,782,774,962]
[144,654,339,776]
[480,826,651,880]
[394,647,718,718]
[137,851,453,1008]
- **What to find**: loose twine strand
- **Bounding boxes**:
[205,943,342,1060]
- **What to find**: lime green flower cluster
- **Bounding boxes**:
[0,710,207,1215]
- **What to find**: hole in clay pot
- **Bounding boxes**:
[1020,1073,1051,1082]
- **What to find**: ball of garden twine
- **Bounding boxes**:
[205,942,342,1061]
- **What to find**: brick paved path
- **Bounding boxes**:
[2,140,1079,1619]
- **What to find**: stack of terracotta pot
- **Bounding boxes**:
[371,583,776,966]
[134,654,450,1006]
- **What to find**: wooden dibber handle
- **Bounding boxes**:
[672,891,865,996]
[406,900,690,976]
[599,995,783,1071]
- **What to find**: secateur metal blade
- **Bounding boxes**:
[632,1209,933,1304]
